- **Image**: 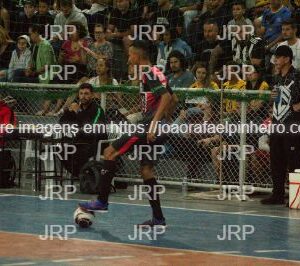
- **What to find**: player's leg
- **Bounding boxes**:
[137,163,166,228]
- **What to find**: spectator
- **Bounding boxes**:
[59,83,107,178]
[222,63,246,116]
[0,26,15,82]
[271,19,300,70]
[151,0,184,36]
[166,50,195,88]
[291,0,300,36]
[193,19,219,66]
[209,21,265,73]
[173,0,202,32]
[0,0,10,31]
[245,64,269,123]
[251,0,270,20]
[107,0,136,54]
[156,26,192,68]
[58,21,91,83]
[83,24,113,77]
[54,0,89,35]
[8,35,32,82]
[33,0,55,37]
[262,0,291,51]
[228,1,253,26]
[187,0,231,46]
[13,0,37,39]
[83,0,110,34]
[253,17,265,38]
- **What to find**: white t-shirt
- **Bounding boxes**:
[271,39,300,70]
[87,76,119,86]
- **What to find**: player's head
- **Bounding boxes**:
[282,19,297,41]
[128,40,150,66]
[78,83,94,106]
[274,45,293,71]
[167,50,187,74]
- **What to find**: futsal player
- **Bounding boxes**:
[79,40,174,227]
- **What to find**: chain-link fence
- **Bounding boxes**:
[0,83,272,191]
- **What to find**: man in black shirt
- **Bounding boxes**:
[59,83,107,177]
[261,45,300,205]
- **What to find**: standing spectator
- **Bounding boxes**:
[0,0,10,31]
[262,0,291,51]
[271,19,300,70]
[13,0,37,39]
[8,35,32,82]
[151,0,184,36]
[33,0,55,37]
[228,1,253,26]
[83,24,113,77]
[261,45,300,204]
[156,26,192,68]
[252,0,270,20]
[0,26,15,82]
[166,50,195,88]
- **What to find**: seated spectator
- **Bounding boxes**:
[13,0,37,39]
[245,64,269,123]
[187,0,231,47]
[8,35,32,82]
[59,83,107,178]
[228,1,253,26]
[167,50,195,88]
[156,26,192,68]
[82,24,113,77]
[222,63,246,116]
[151,0,184,36]
[252,0,270,20]
[58,21,92,83]
[271,19,300,70]
[0,26,15,82]
[33,0,55,37]
[107,0,136,54]
[0,0,10,31]
[262,0,291,52]
[54,0,89,36]
[209,21,265,73]
[193,19,219,66]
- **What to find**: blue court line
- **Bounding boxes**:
[0,195,299,262]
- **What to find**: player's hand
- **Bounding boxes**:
[69,103,80,113]
[147,132,156,143]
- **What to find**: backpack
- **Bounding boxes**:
[0,150,16,188]
[79,160,116,194]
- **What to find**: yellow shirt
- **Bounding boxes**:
[249,81,269,110]
[223,79,246,113]
[190,81,219,90]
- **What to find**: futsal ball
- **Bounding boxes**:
[74,207,95,228]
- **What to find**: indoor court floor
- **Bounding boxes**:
[0,187,300,266]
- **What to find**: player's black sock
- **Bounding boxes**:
[144,178,164,220]
[97,160,117,203]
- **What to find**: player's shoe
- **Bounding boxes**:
[137,217,167,229]
[79,200,108,213]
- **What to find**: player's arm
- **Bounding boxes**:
[148,92,172,143]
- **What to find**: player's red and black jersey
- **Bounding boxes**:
[140,65,172,123]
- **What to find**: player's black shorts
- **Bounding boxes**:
[111,132,168,166]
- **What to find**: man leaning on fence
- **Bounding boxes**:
[261,45,300,205]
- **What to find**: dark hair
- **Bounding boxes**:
[30,24,43,34]
[24,0,37,7]
[282,18,297,30]
[60,0,73,7]
[166,50,187,71]
[97,57,112,79]
[163,25,177,42]
[232,1,246,9]
[192,63,210,87]
[68,21,87,39]
[79,83,93,92]
[204,18,218,27]
[38,0,51,5]
[130,40,150,58]
[94,23,105,31]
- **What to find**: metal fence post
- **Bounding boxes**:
[239,100,247,200]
